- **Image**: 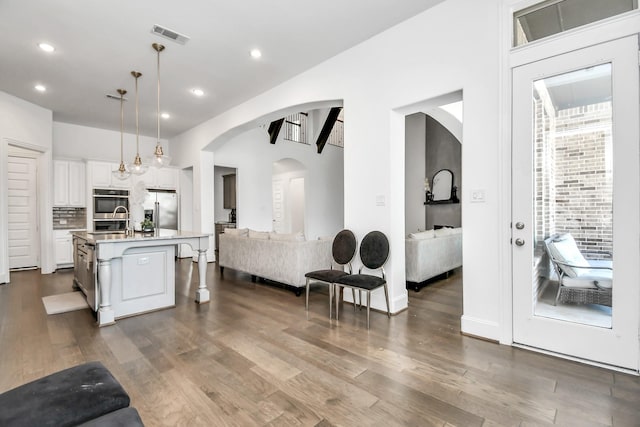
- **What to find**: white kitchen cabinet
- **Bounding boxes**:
[54,229,77,267]
[155,167,178,189]
[89,160,131,189]
[132,167,178,190]
[53,160,86,207]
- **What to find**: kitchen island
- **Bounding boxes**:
[73,229,211,327]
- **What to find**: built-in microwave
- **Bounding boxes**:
[93,188,129,219]
[93,219,127,232]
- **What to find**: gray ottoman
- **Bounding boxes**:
[0,361,132,427]
[78,407,144,426]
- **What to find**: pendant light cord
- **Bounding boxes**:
[120,91,125,162]
[151,43,168,165]
[135,73,140,155]
[156,46,160,143]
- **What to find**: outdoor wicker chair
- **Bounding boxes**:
[544,233,612,307]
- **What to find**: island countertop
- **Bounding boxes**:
[72,229,212,327]
[72,229,211,244]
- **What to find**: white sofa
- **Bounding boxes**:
[218,229,333,295]
[405,228,462,290]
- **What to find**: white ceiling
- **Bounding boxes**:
[0,0,444,139]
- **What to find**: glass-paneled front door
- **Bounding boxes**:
[512,36,639,370]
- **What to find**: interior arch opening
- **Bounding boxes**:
[403,91,464,304]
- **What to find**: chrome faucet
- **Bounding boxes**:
[112,205,133,236]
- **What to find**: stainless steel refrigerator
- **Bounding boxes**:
[143,189,178,230]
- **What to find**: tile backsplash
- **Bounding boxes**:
[53,207,86,229]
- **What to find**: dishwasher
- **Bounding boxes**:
[74,239,97,311]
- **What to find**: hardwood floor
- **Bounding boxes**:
[1,262,639,426]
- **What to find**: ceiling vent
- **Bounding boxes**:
[151,24,190,45]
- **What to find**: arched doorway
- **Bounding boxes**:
[404,91,463,294]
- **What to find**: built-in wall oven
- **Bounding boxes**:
[93,188,129,232]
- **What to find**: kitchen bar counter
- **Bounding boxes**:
[73,229,211,327]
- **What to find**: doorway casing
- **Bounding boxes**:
[1,138,55,283]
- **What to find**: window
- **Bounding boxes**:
[327,108,344,148]
[283,113,308,144]
[514,0,637,47]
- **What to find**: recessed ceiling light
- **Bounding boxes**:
[161,112,170,119]
[191,88,204,97]
[38,43,55,53]
[34,84,46,92]
[250,49,262,59]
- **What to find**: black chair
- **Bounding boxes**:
[305,229,357,318]
[334,231,391,328]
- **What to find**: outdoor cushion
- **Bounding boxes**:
[546,234,590,277]
[563,268,613,289]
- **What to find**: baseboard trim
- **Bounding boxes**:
[461,315,500,342]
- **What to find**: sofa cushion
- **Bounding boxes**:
[408,230,434,240]
[434,228,453,237]
[224,227,248,236]
[269,231,305,241]
[248,229,270,239]
[0,361,130,427]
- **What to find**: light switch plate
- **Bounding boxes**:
[471,189,486,203]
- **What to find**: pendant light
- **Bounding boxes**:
[112,89,131,180]
[128,71,148,175]
[151,43,171,167]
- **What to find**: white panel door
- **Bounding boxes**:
[512,37,639,370]
[272,179,285,233]
[8,156,38,269]
[290,177,305,234]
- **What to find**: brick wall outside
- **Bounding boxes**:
[535,100,613,260]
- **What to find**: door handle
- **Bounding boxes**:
[515,238,525,246]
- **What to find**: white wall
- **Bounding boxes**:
[178,167,194,258]
[0,91,54,281]
[53,121,168,162]
[213,127,344,240]
[169,0,501,338]
[405,113,426,235]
